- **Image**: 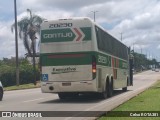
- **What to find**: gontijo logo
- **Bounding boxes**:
[43,32,73,39]
[42,28,84,42]
[41,27,91,43]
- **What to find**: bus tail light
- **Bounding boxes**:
[92,56,96,79]
[92,62,96,73]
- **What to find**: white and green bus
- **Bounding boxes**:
[40,17,133,99]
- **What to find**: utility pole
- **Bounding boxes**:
[14,0,19,86]
[91,11,98,22]
[133,43,135,52]
[141,47,142,55]
[145,50,147,59]
[120,32,123,41]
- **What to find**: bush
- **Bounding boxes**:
[0,64,40,87]
[19,64,40,85]
[0,65,15,87]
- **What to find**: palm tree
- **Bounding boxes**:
[11,9,45,85]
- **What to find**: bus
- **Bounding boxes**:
[40,17,133,99]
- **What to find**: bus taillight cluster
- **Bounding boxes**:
[92,56,97,79]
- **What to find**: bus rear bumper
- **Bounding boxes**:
[41,80,97,93]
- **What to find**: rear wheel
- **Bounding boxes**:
[108,79,113,97]
[100,88,107,99]
[99,80,108,99]
[0,87,3,101]
[122,87,127,92]
[58,93,67,99]
[122,78,128,92]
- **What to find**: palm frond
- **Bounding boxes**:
[17,17,30,39]
[11,9,46,56]
[11,24,15,33]
[32,15,45,34]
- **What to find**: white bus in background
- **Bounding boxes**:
[40,17,133,99]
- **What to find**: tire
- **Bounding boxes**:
[108,80,113,97]
[99,81,108,99]
[58,93,67,99]
[0,87,3,101]
[122,87,127,92]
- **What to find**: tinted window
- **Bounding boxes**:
[95,26,128,60]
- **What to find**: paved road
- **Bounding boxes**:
[0,70,160,120]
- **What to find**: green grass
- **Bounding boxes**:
[99,80,160,120]
[4,82,40,91]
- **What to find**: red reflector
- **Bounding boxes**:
[92,62,96,69]
[92,66,96,69]
[92,62,96,66]
[92,63,96,73]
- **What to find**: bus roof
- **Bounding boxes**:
[43,17,93,23]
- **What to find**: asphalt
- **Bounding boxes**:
[0,70,159,120]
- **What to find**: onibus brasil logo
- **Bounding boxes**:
[52,67,77,74]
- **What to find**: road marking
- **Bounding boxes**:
[4,88,41,96]
[23,98,45,103]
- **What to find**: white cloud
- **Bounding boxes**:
[0,21,26,59]
[108,1,160,53]
[0,0,160,60]
[36,10,73,20]
[157,45,160,49]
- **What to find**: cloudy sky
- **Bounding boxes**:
[0,0,160,60]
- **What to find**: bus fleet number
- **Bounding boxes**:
[98,55,107,64]
[49,23,72,28]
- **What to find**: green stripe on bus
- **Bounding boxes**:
[40,51,127,69]
[81,27,92,41]
[95,52,112,67]
[119,60,128,69]
[40,52,93,66]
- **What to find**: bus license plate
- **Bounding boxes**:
[62,82,71,86]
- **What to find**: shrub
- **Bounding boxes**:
[0,64,40,87]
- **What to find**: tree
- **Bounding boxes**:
[11,9,45,85]
[0,57,40,87]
